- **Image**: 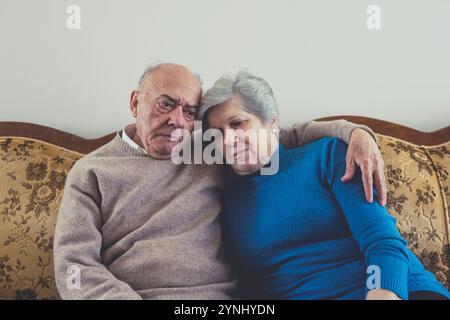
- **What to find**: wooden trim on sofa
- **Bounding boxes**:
[0,122,116,154]
[316,116,450,146]
[0,117,449,154]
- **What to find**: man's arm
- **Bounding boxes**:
[279,119,387,206]
[279,119,377,148]
[53,164,142,300]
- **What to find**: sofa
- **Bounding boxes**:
[0,116,449,299]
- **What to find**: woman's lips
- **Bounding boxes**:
[233,147,249,158]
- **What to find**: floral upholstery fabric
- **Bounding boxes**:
[378,135,450,290]
[0,135,449,299]
[0,137,83,299]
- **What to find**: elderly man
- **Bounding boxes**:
[54,62,386,300]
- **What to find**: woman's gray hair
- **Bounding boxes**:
[199,70,279,123]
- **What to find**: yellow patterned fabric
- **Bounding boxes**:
[378,135,450,290]
[0,135,449,299]
[0,137,83,299]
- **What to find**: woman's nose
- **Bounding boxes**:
[223,129,238,146]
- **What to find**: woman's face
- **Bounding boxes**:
[206,96,278,175]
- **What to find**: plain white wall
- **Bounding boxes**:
[0,0,449,138]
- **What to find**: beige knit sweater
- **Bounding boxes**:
[53,120,375,300]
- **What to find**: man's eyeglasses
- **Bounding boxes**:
[155,95,199,121]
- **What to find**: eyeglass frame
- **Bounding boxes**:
[152,94,200,121]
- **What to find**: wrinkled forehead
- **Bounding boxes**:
[142,69,201,105]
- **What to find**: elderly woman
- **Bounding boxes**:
[198,70,450,300]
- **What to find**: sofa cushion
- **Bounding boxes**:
[0,137,83,299]
[378,135,450,289]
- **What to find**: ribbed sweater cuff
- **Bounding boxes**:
[378,276,408,300]
[366,256,409,300]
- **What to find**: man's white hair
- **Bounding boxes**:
[199,69,279,123]
[137,61,203,89]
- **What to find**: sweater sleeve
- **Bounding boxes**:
[323,138,410,300]
[53,164,143,300]
[279,119,377,149]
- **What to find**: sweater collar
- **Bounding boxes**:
[121,124,148,155]
[114,131,148,157]
[231,143,285,185]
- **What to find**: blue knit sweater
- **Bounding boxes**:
[222,137,450,300]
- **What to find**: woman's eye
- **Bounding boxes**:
[232,120,245,128]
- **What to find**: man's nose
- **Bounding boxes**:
[168,105,185,128]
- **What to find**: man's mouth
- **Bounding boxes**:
[159,133,183,142]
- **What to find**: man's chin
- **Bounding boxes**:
[147,142,180,160]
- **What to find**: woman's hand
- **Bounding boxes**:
[341,128,387,207]
[366,289,401,300]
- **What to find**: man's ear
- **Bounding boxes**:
[130,90,139,118]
